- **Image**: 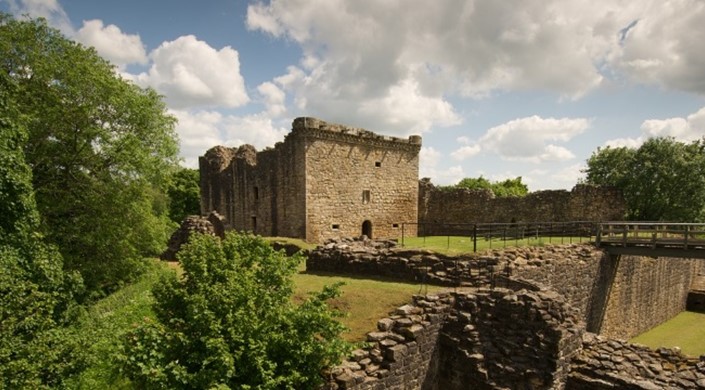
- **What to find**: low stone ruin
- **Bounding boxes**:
[160,211,225,261]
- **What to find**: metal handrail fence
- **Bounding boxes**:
[401,221,598,252]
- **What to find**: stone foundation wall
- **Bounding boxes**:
[325,289,583,390]
[598,255,703,339]
[308,241,703,340]
[567,334,705,389]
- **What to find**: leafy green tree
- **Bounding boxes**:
[584,137,705,221]
[168,168,201,223]
[121,232,351,389]
[0,68,85,389]
[491,177,529,197]
[456,176,493,191]
[0,14,180,294]
[450,176,529,197]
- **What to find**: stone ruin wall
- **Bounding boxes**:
[199,117,421,243]
[299,117,420,242]
[308,241,704,340]
[417,179,626,236]
[315,241,705,389]
[325,289,584,390]
[199,133,307,239]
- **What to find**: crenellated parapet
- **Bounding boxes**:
[289,117,422,152]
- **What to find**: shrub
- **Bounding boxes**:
[120,232,351,389]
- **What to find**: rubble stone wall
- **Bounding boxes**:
[567,334,705,389]
[417,179,626,236]
[326,289,584,390]
[307,241,703,339]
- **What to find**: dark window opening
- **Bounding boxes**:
[392,223,399,228]
[362,190,371,204]
[332,224,340,230]
[251,216,257,232]
[254,186,259,200]
[375,161,382,167]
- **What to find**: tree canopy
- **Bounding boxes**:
[167,168,201,224]
[0,14,180,294]
[583,137,705,222]
[0,68,85,389]
[121,232,351,389]
[447,176,529,197]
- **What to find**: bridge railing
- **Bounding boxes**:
[596,222,705,250]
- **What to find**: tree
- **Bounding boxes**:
[583,137,705,221]
[0,14,180,294]
[168,168,201,223]
[121,232,351,389]
[0,68,85,389]
[451,176,529,197]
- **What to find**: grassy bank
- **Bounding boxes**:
[630,311,705,357]
[65,260,175,389]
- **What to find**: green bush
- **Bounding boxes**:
[120,233,351,389]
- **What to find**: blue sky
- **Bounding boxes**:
[3,0,705,190]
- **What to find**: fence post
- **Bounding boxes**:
[473,224,477,253]
[401,223,405,248]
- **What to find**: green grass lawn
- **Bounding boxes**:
[630,311,705,357]
[293,267,442,342]
[399,235,592,255]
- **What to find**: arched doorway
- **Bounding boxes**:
[361,220,373,239]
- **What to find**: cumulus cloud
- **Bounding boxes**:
[6,0,73,34]
[419,146,465,185]
[75,20,147,69]
[257,81,287,117]
[609,1,705,94]
[479,116,589,163]
[133,35,249,109]
[172,109,288,168]
[450,136,481,161]
[605,106,705,148]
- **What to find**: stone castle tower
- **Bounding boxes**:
[199,117,421,243]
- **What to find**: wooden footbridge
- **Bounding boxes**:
[596,222,705,258]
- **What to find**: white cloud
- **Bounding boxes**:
[608,1,705,94]
[605,106,705,148]
[170,109,226,168]
[641,107,705,140]
[419,146,465,185]
[257,81,287,117]
[479,116,589,163]
[450,136,481,161]
[171,110,288,168]
[133,35,249,109]
[75,20,147,69]
[221,114,288,150]
[550,163,585,190]
[6,0,73,34]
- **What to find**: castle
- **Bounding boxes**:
[199,117,421,243]
[200,117,625,243]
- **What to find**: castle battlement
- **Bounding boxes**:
[290,117,422,151]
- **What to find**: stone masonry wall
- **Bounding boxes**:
[418,179,625,236]
[199,135,307,239]
[325,289,584,390]
[297,117,420,242]
[598,255,704,340]
[567,333,705,389]
[199,117,421,243]
[307,240,703,340]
